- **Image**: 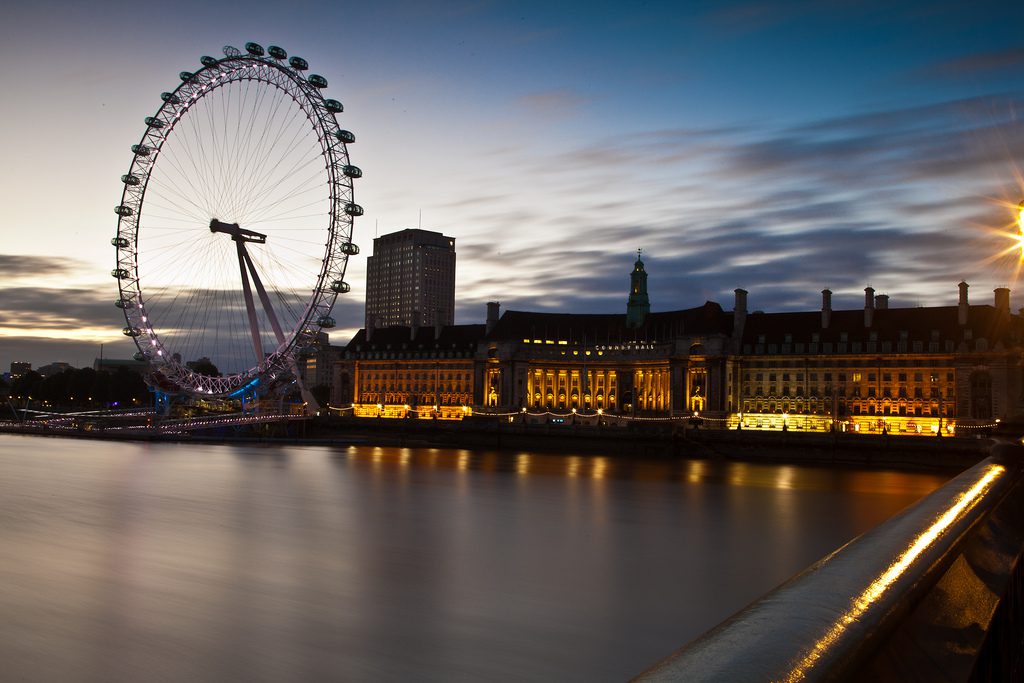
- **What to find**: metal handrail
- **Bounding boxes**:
[634,446,1023,682]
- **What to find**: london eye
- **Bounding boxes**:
[111,42,361,403]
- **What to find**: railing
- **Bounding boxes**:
[634,442,1024,682]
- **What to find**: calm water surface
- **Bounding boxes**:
[0,434,948,681]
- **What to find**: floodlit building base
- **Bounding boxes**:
[351,403,473,420]
[733,412,964,436]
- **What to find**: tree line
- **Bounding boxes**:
[4,367,151,410]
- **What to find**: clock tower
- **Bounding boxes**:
[626,249,650,328]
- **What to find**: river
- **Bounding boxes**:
[0,434,949,681]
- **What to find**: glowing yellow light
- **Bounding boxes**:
[785,463,1005,681]
[1017,202,1024,259]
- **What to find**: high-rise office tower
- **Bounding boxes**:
[365,228,456,329]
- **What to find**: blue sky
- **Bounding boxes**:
[1,0,1023,368]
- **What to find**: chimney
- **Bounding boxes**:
[821,289,832,329]
[875,294,889,310]
[733,288,748,339]
[958,281,969,325]
[864,286,875,327]
[486,301,500,334]
[995,288,1010,318]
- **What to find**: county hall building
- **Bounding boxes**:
[332,254,1024,435]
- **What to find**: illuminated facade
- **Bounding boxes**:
[333,324,483,419]
[730,285,1024,434]
[335,253,1024,433]
[364,228,456,330]
[480,304,732,416]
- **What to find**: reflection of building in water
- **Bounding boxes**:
[333,254,1024,434]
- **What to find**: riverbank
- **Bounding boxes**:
[314,418,988,473]
[0,416,990,473]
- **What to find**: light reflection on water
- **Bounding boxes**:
[0,434,947,682]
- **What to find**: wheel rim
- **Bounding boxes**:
[113,45,359,397]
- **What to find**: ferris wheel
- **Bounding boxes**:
[111,42,360,401]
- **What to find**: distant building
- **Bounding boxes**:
[9,362,31,380]
[37,362,71,378]
[94,358,149,375]
[299,331,337,390]
[365,228,456,330]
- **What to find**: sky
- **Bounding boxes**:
[1,0,1023,370]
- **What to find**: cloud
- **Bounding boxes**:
[0,286,115,332]
[515,89,590,119]
[915,48,1024,81]
[0,283,366,371]
[0,254,87,279]
[448,91,1024,323]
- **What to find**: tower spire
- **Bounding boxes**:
[626,249,650,328]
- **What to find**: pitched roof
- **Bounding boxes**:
[344,324,486,351]
[740,305,1022,346]
[487,301,732,343]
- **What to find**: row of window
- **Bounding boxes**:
[741,400,955,417]
[744,386,950,398]
[743,371,955,383]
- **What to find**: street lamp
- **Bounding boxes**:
[930,373,942,436]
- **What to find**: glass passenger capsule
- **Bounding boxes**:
[144,116,164,129]
[340,242,360,255]
[343,165,362,178]
[336,129,356,144]
[268,45,287,59]
[245,42,265,56]
[308,74,328,88]
[133,351,148,362]
[179,71,194,82]
[122,326,141,337]
[161,92,180,104]
[114,205,133,217]
[317,315,336,328]
[200,55,218,67]
[112,268,130,279]
[345,203,364,216]
[330,280,351,294]
[131,144,151,156]
[121,174,140,186]
[115,298,135,309]
[289,56,309,70]
[324,99,343,113]
[111,237,130,248]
